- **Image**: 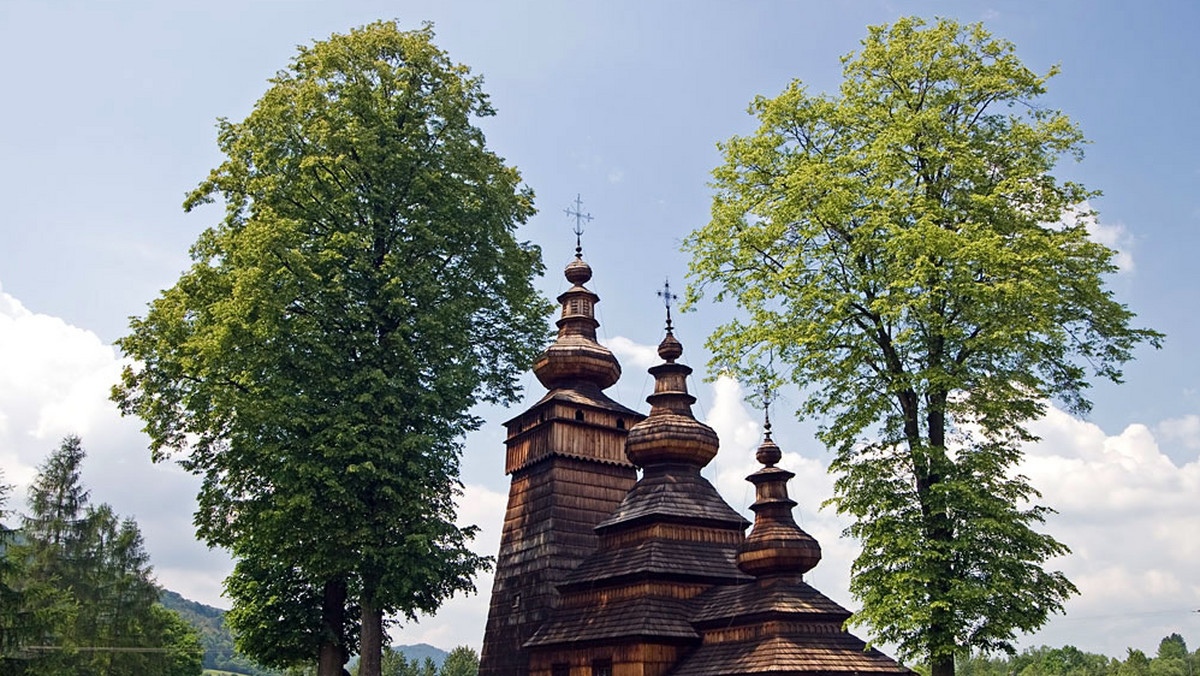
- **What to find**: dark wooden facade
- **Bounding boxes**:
[483,253,910,676]
[479,254,644,676]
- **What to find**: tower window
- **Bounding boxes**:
[616,419,625,430]
[553,664,570,676]
[591,659,612,676]
[575,410,584,421]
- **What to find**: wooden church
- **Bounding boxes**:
[478,246,910,676]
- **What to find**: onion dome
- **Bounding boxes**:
[737,420,822,578]
[624,328,720,467]
[532,252,622,391]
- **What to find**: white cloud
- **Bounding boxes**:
[1059,202,1136,274]
[1157,414,1200,450]
[603,335,659,372]
[1020,409,1200,654]
[0,279,233,607]
[1087,220,1136,273]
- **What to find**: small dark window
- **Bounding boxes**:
[616,418,625,430]
[511,593,521,611]
[591,659,612,676]
[553,664,570,676]
[575,410,584,421]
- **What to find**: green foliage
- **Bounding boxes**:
[353,645,474,676]
[222,558,356,669]
[113,20,549,675]
[685,16,1161,673]
[1011,645,1116,676]
[1148,635,1190,676]
[7,437,202,676]
[954,637,1196,676]
[0,472,46,673]
[150,604,206,676]
[1158,636,1188,661]
[439,646,478,676]
[1120,650,1151,676]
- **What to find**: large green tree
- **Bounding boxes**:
[685,17,1161,676]
[113,20,549,676]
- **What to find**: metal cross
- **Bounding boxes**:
[759,385,773,438]
[564,193,593,256]
[657,278,677,331]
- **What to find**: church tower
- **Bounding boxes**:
[524,323,750,676]
[479,246,644,676]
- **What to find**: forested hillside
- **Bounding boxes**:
[159,589,281,676]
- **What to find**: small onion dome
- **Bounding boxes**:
[756,434,782,467]
[625,331,720,467]
[737,436,822,578]
[564,256,592,285]
[658,331,683,363]
[533,256,621,391]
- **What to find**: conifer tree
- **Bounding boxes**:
[18,437,202,676]
[0,474,27,670]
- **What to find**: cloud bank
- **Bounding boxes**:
[0,280,233,606]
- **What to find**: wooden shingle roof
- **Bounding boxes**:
[670,634,911,676]
[527,385,643,417]
[690,577,851,626]
[595,467,750,533]
[524,596,699,647]
[561,538,752,588]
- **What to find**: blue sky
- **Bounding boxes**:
[1,0,1197,660]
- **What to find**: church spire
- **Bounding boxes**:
[736,411,822,578]
[532,197,621,391]
[624,296,720,467]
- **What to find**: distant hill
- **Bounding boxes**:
[394,643,450,667]
[161,590,456,675]
[159,590,281,676]
[347,643,452,672]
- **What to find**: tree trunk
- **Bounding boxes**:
[318,577,348,676]
[925,393,956,676]
[359,597,384,676]
[931,653,955,676]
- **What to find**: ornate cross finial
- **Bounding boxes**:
[759,348,777,439]
[564,193,593,258]
[760,385,773,440]
[657,278,678,332]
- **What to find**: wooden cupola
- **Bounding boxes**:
[480,248,644,676]
[524,327,750,676]
[675,425,912,676]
